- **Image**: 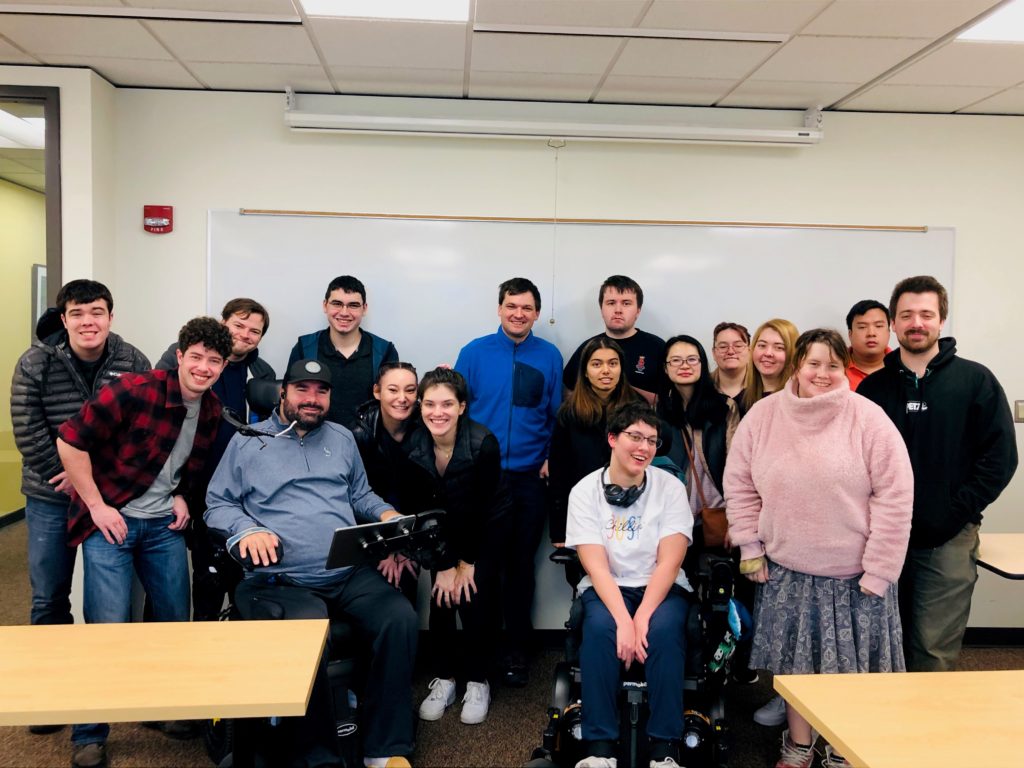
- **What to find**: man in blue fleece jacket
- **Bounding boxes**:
[454,277,562,687]
[206,358,416,768]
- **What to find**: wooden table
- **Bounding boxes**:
[0,619,328,726]
[775,670,1024,768]
[977,532,1024,580]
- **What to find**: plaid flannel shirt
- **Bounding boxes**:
[58,368,222,546]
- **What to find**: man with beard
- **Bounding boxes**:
[205,358,417,768]
[859,276,1017,672]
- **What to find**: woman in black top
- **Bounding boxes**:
[401,367,512,727]
[548,337,638,547]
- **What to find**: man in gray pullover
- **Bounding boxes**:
[206,358,417,768]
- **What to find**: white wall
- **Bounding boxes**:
[106,89,1024,628]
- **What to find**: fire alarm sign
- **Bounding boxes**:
[143,205,173,234]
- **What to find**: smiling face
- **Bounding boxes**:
[848,308,889,362]
[497,291,539,342]
[175,343,227,401]
[600,287,641,338]
[893,291,943,356]
[62,298,112,362]
[584,347,622,397]
[224,311,266,361]
[712,328,749,373]
[420,383,466,442]
[280,380,330,432]
[608,420,658,480]
[795,342,848,398]
[374,367,418,424]
[753,327,787,379]
[665,341,702,388]
[323,289,366,336]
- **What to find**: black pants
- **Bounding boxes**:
[499,471,548,659]
[235,565,418,767]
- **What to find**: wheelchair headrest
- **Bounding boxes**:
[247,378,283,415]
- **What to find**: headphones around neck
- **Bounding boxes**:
[602,467,648,508]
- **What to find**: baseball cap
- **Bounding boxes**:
[284,358,332,388]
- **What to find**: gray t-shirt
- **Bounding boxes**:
[122,397,201,519]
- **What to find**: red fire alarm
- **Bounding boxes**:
[143,205,173,234]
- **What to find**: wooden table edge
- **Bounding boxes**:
[773,674,867,768]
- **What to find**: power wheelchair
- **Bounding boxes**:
[201,510,447,768]
[526,546,741,768]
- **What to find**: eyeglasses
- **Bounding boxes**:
[666,356,701,368]
[327,300,363,311]
[714,342,747,352]
[619,431,662,448]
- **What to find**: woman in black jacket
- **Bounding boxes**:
[548,337,638,547]
[402,367,511,727]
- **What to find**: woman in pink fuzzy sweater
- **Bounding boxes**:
[724,328,913,768]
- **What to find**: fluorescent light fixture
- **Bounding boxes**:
[284,92,823,147]
[0,109,44,149]
[300,0,468,22]
[959,0,1024,42]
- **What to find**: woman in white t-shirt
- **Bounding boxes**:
[565,402,693,768]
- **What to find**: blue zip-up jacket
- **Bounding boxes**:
[204,411,393,586]
[455,327,563,472]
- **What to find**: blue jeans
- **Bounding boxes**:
[25,496,76,626]
[73,516,189,746]
[579,585,689,744]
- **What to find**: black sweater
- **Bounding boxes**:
[547,414,611,544]
[858,338,1017,548]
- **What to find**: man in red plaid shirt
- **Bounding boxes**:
[55,317,231,768]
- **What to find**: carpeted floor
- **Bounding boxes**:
[2,518,1022,768]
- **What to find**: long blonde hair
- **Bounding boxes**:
[742,318,799,405]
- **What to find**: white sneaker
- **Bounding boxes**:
[459,680,490,724]
[418,677,456,721]
[575,757,617,768]
[650,758,681,768]
[753,693,788,727]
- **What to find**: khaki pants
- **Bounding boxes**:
[899,522,980,672]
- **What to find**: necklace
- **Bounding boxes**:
[434,442,454,458]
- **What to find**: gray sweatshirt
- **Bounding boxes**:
[205,411,393,586]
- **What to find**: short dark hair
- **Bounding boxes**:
[607,401,660,436]
[599,275,643,308]
[713,321,750,345]
[793,328,851,371]
[889,275,948,321]
[418,366,469,405]
[221,297,270,335]
[325,275,366,303]
[56,279,113,315]
[178,317,232,360]
[498,277,541,311]
[845,299,889,330]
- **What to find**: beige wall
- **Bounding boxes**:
[0,179,45,513]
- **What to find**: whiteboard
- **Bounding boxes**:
[209,211,954,628]
[209,211,955,379]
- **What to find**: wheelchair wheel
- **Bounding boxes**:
[202,717,234,766]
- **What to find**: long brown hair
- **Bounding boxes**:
[742,318,799,404]
[560,337,637,427]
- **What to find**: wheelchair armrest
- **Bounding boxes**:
[549,548,579,567]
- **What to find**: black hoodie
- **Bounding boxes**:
[858,338,1017,548]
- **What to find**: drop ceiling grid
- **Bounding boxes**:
[473,0,650,28]
[0,14,173,59]
[147,20,320,65]
[801,0,1005,38]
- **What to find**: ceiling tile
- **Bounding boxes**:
[474,0,647,27]
[2,0,122,5]
[0,15,172,58]
[472,32,621,73]
[751,35,928,82]
[469,71,599,100]
[43,55,203,87]
[311,18,466,69]
[719,79,858,108]
[612,38,776,79]
[641,0,829,34]
[0,36,40,64]
[190,62,332,92]
[596,75,735,105]
[328,66,463,98]
[125,0,299,12]
[802,0,1002,38]
[840,83,1003,112]
[887,40,1024,88]
[959,85,1024,114]
[147,20,318,64]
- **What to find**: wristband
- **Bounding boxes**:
[739,556,766,575]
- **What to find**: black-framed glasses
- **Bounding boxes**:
[666,356,701,368]
[619,431,662,448]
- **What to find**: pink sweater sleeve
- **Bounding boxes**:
[859,404,914,594]
[723,412,766,561]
